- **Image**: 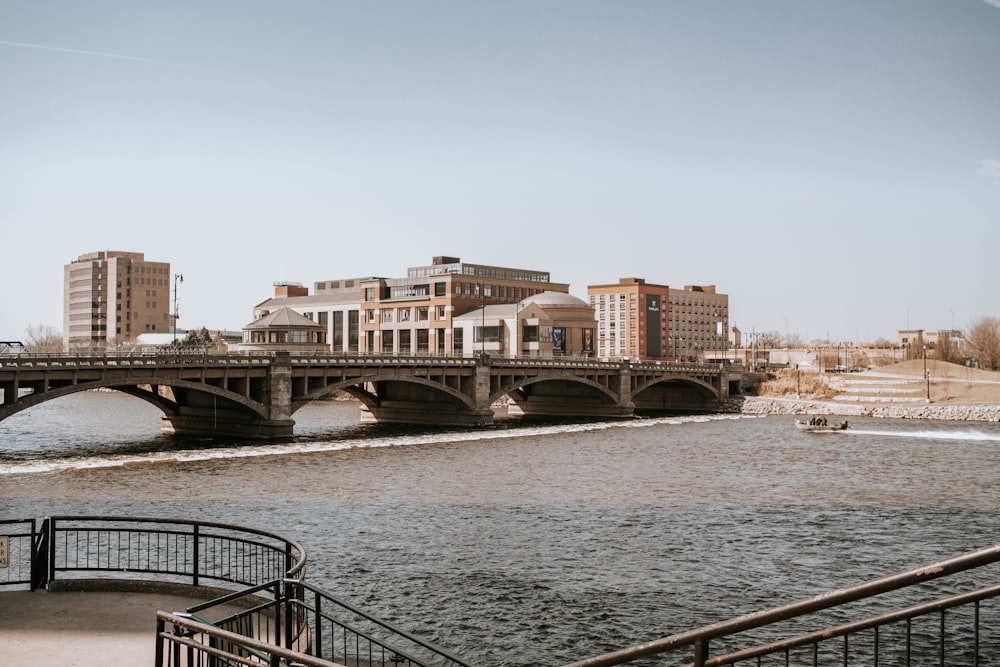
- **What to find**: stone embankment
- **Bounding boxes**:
[726,396,1000,422]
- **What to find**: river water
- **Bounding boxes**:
[2,391,999,665]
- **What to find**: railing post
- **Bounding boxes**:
[693,638,709,667]
[30,518,46,590]
[47,517,56,585]
[154,616,165,666]
[192,523,200,587]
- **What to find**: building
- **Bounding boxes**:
[250,280,368,353]
[243,256,569,356]
[63,251,171,350]
[358,256,569,356]
[587,278,671,362]
[669,285,729,362]
[454,291,598,358]
[241,307,327,351]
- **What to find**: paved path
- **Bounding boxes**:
[0,589,213,666]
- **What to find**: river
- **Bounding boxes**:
[1,391,999,665]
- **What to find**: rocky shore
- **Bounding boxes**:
[726,396,1000,422]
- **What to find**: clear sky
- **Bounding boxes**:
[2,0,998,344]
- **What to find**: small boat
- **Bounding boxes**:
[796,419,848,433]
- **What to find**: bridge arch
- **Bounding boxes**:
[631,375,720,412]
[292,374,476,414]
[489,375,618,406]
[0,377,269,422]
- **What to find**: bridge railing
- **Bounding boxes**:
[561,543,1000,667]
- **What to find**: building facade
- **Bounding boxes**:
[250,280,367,354]
[668,285,729,362]
[587,278,671,362]
[358,256,568,356]
[454,291,598,358]
[63,250,171,350]
[243,256,570,357]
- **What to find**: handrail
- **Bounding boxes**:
[563,543,1000,666]
[156,611,341,667]
[45,515,307,585]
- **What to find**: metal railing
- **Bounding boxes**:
[561,544,1000,666]
[180,578,477,667]
[0,518,44,589]
[34,516,306,590]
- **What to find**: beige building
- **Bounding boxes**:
[587,278,671,362]
[63,250,171,350]
[669,285,729,362]
[358,256,568,356]
[250,280,367,353]
[241,307,327,351]
[243,256,569,357]
[454,291,598,358]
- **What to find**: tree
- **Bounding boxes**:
[757,331,783,348]
[934,331,960,364]
[23,324,63,353]
[173,326,215,348]
[966,317,1000,370]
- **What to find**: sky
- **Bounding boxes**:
[2,0,999,344]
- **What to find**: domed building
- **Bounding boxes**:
[453,291,598,358]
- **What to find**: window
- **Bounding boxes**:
[434,282,446,297]
[454,328,463,354]
[367,310,377,323]
[400,308,411,321]
[474,326,502,343]
[383,309,394,323]
[382,330,394,353]
[417,329,429,353]
[438,306,446,319]
[418,307,429,321]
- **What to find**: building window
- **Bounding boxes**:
[383,309,394,323]
[418,307,429,321]
[400,308,411,322]
[454,328,463,354]
[434,282,446,297]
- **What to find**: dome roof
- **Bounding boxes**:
[522,291,589,308]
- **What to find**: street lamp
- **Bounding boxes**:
[173,273,184,342]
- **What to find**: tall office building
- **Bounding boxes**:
[668,285,729,362]
[63,251,171,349]
[588,278,671,361]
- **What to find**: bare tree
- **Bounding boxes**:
[23,324,64,353]
[757,331,783,348]
[934,331,960,364]
[966,317,1000,370]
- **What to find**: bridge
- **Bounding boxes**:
[0,352,741,437]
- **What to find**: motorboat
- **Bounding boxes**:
[796,419,848,433]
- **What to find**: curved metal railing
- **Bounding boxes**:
[36,515,306,590]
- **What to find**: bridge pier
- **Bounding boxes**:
[160,412,295,438]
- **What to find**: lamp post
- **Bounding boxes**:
[172,273,184,342]
[924,345,931,402]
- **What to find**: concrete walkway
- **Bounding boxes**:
[0,589,224,666]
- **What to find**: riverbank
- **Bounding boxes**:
[730,395,1000,421]
[732,360,1000,422]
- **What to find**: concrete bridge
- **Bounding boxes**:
[0,352,740,437]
